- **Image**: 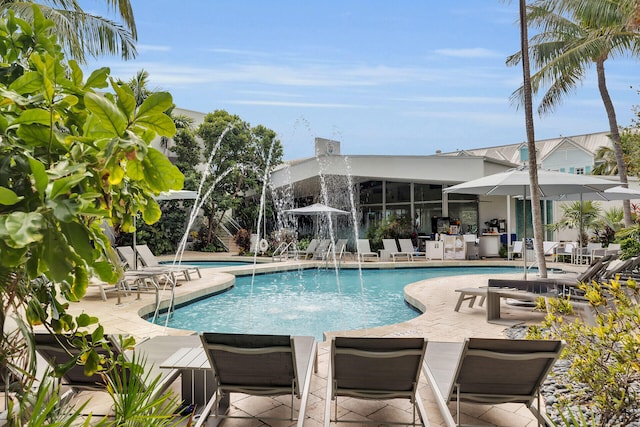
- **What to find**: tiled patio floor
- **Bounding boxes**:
[69,253,582,426]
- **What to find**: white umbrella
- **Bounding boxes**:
[284,203,349,215]
[546,185,640,202]
[156,190,198,201]
[445,167,618,197]
[444,166,619,277]
[284,203,349,239]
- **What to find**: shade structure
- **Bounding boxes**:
[444,166,618,198]
[284,203,349,215]
[545,185,640,202]
[444,166,619,278]
[155,190,198,201]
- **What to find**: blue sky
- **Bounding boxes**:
[80,1,640,160]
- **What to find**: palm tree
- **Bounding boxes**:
[592,145,619,175]
[549,200,603,244]
[1,0,137,62]
[507,0,640,227]
[515,0,549,277]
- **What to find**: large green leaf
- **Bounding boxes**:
[17,124,54,148]
[136,92,173,120]
[0,241,28,267]
[142,148,184,192]
[48,172,90,200]
[0,211,44,247]
[83,67,109,90]
[9,108,51,127]
[42,228,73,282]
[141,198,161,224]
[111,80,136,120]
[60,221,94,264]
[0,186,22,205]
[9,70,42,94]
[135,113,176,138]
[85,92,127,136]
[49,198,79,222]
[28,156,48,195]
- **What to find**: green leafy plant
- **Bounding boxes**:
[0,6,184,423]
[531,278,640,425]
[233,228,252,255]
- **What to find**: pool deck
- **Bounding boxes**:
[70,252,584,426]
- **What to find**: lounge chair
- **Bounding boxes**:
[423,337,563,427]
[313,239,332,260]
[324,336,429,426]
[399,238,425,260]
[356,239,379,262]
[116,246,179,283]
[34,333,179,399]
[136,244,201,281]
[196,332,316,427]
[508,241,523,260]
[292,238,319,259]
[383,238,412,261]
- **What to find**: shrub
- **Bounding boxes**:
[530,278,640,425]
[233,229,252,254]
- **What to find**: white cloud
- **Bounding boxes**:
[137,44,171,52]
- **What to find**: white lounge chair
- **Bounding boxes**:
[383,238,412,261]
[399,238,425,260]
[356,239,379,261]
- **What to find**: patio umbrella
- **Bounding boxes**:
[283,203,349,215]
[283,203,349,239]
[542,185,640,252]
[444,166,618,277]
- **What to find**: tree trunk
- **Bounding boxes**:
[596,58,632,226]
[520,0,547,278]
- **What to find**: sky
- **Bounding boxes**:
[79,1,640,161]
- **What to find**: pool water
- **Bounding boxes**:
[161,261,253,268]
[155,266,521,340]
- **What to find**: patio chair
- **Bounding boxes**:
[423,337,563,427]
[383,238,412,261]
[312,239,332,260]
[298,238,319,259]
[332,238,351,261]
[136,244,201,281]
[508,241,523,260]
[195,332,316,427]
[324,336,429,426]
[116,246,179,283]
[34,333,179,400]
[399,238,425,260]
[356,239,379,262]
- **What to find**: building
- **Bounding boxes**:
[270,134,636,257]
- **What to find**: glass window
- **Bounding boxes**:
[359,181,383,205]
[385,181,411,204]
[414,184,442,202]
[448,201,479,235]
[415,204,442,235]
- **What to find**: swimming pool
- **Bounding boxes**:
[161,260,254,268]
[155,266,522,340]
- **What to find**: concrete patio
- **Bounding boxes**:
[68,253,582,426]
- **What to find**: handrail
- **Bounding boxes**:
[272,241,294,261]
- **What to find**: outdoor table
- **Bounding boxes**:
[454,286,548,326]
[160,347,220,408]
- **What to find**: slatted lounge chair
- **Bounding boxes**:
[356,239,379,262]
[399,238,425,260]
[34,333,179,400]
[383,238,412,261]
[313,239,332,260]
[423,337,563,427]
[116,245,179,283]
[324,336,429,426]
[136,244,201,281]
[292,238,319,259]
[195,332,316,427]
